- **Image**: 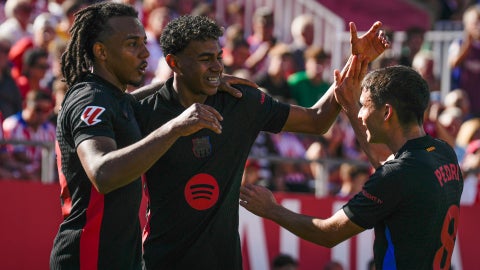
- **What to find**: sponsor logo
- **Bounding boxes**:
[184,173,219,210]
[80,106,105,126]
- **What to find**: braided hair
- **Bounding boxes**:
[61,2,138,88]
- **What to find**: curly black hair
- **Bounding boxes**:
[61,2,138,88]
[160,15,223,56]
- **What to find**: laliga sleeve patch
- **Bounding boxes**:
[184,173,219,210]
[80,106,106,126]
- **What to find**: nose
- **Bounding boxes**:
[211,58,223,72]
[140,43,150,59]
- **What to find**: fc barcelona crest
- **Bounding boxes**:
[192,136,212,158]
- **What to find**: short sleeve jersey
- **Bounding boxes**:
[136,78,290,270]
[343,135,463,269]
[50,74,143,270]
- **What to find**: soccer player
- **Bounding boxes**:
[50,2,253,269]
[137,15,390,269]
[240,62,464,269]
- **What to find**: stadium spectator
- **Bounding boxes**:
[336,163,370,199]
[272,253,298,270]
[399,26,426,67]
[289,14,315,72]
[0,0,34,45]
[443,88,471,120]
[245,6,276,77]
[8,12,57,81]
[223,36,250,74]
[288,46,332,107]
[412,50,441,92]
[254,43,296,103]
[144,6,171,84]
[0,36,21,118]
[55,0,86,42]
[14,47,51,99]
[460,139,480,205]
[2,90,55,180]
[448,4,480,117]
[0,112,26,179]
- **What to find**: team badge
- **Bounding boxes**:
[80,106,105,126]
[192,136,212,158]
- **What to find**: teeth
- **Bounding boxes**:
[207,77,219,82]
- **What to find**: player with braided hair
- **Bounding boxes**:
[49,2,253,269]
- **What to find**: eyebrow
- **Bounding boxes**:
[197,49,223,58]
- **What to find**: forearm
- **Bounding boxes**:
[129,81,164,101]
[84,122,182,193]
[268,205,345,248]
[449,40,471,68]
[343,107,390,169]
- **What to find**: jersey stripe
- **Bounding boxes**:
[79,187,104,270]
[55,141,71,218]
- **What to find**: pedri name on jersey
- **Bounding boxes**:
[434,163,461,187]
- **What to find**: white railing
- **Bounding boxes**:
[0,139,56,184]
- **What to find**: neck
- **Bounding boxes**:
[172,79,207,108]
[387,124,426,154]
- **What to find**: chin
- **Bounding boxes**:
[129,78,144,88]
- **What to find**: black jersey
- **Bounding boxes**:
[136,78,290,270]
[343,135,463,270]
[50,74,143,270]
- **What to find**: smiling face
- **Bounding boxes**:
[358,89,387,144]
[172,39,224,102]
[98,16,149,89]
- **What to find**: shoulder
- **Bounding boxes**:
[287,71,307,83]
[2,113,22,130]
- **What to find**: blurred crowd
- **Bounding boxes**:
[0,0,479,204]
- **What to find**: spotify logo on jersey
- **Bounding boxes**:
[184,173,219,210]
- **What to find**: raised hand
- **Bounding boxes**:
[334,54,369,113]
[350,21,390,62]
[170,103,223,136]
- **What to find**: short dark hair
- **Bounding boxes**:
[272,253,298,268]
[23,48,48,68]
[362,65,429,127]
[160,15,223,56]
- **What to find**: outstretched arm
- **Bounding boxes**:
[282,21,390,135]
[130,74,258,101]
[334,56,392,168]
[239,184,365,247]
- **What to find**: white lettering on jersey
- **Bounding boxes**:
[80,106,105,126]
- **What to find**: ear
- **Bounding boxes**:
[92,42,107,61]
[384,104,393,121]
[165,54,181,73]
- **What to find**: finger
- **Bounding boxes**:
[202,105,223,121]
[349,22,358,42]
[333,69,341,85]
[360,57,369,79]
[363,21,382,38]
[346,55,358,79]
[226,76,259,89]
[221,84,243,98]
